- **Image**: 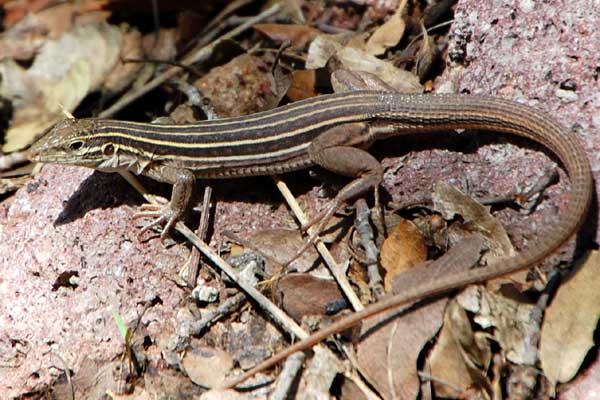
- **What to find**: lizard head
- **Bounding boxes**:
[28,118,109,168]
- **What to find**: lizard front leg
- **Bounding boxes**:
[133,165,196,240]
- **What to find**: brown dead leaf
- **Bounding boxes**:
[458,285,541,366]
[1,21,122,152]
[364,0,407,55]
[389,234,486,296]
[432,181,516,263]
[101,25,143,95]
[246,228,320,274]
[355,295,447,399]
[380,218,427,292]
[426,299,492,398]
[0,2,110,60]
[331,68,396,93]
[276,273,345,323]
[50,357,132,399]
[334,46,422,92]
[298,346,344,398]
[181,345,234,388]
[305,34,345,69]
[540,250,600,388]
[286,69,318,101]
[414,21,436,81]
[305,34,422,92]
[254,23,322,49]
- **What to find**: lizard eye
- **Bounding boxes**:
[68,141,84,151]
[102,143,115,156]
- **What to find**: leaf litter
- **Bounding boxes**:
[0,1,596,399]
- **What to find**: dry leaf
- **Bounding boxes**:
[181,346,234,388]
[355,295,447,399]
[1,21,122,152]
[298,346,344,398]
[331,69,396,93]
[246,228,320,274]
[101,25,143,95]
[427,300,491,398]
[414,21,436,81]
[276,273,345,323]
[305,34,344,69]
[432,181,516,262]
[364,0,407,55]
[333,46,422,93]
[286,69,318,101]
[50,357,131,399]
[380,218,427,292]
[389,234,486,296]
[458,286,541,366]
[253,23,322,49]
[540,250,600,387]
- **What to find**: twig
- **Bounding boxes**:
[118,171,306,339]
[273,177,364,312]
[354,199,384,299]
[122,58,203,77]
[222,234,487,388]
[0,151,28,171]
[199,0,254,40]
[268,352,305,400]
[118,171,361,390]
[99,3,282,118]
[170,79,218,120]
[179,185,213,287]
[192,292,247,336]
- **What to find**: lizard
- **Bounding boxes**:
[27,70,593,388]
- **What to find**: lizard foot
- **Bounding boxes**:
[133,201,181,241]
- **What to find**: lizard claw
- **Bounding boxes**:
[133,202,181,241]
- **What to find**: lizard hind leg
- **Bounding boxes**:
[306,144,384,231]
[287,124,385,266]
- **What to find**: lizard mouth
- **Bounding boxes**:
[27,143,47,162]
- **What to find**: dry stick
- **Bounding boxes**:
[178,185,212,287]
[98,3,282,118]
[120,172,375,390]
[274,177,364,312]
[118,171,307,340]
[354,199,384,299]
[192,292,247,336]
[268,352,306,400]
[199,0,255,41]
[177,224,310,338]
[222,234,490,389]
[163,211,359,389]
[0,151,29,171]
[344,370,382,400]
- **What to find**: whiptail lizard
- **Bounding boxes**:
[28,79,592,387]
